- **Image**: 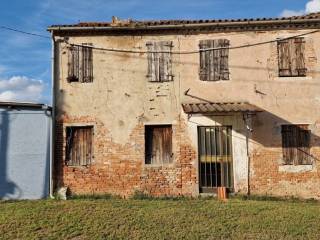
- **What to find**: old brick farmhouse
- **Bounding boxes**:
[48,12,320,198]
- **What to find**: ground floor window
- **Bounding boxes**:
[281,124,311,165]
[65,126,93,166]
[145,125,172,165]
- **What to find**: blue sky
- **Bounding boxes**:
[0,0,318,104]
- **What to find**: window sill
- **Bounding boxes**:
[65,163,91,168]
[144,163,175,168]
[68,82,93,84]
[275,76,312,81]
[199,79,230,82]
[279,164,314,173]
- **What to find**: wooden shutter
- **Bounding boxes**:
[297,125,311,165]
[278,38,306,77]
[220,39,230,80]
[199,40,210,81]
[146,42,158,82]
[145,125,172,164]
[152,126,172,164]
[278,40,291,77]
[211,40,218,81]
[82,44,93,83]
[66,127,93,166]
[295,38,306,77]
[147,41,173,82]
[159,41,173,82]
[68,44,93,83]
[68,46,80,82]
[199,39,229,81]
[282,125,293,165]
[282,125,311,165]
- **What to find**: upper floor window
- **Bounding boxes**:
[199,39,230,81]
[277,38,306,77]
[146,41,173,82]
[67,44,93,83]
[281,124,311,165]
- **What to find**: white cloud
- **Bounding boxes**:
[280,0,320,17]
[280,9,305,18]
[306,0,320,13]
[0,76,45,103]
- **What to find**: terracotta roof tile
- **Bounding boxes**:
[182,102,263,114]
[49,12,320,29]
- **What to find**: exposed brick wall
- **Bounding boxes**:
[250,146,320,199]
[54,113,320,199]
[54,115,198,197]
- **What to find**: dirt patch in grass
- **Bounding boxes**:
[0,198,319,239]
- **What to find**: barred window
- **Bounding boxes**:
[199,39,230,81]
[281,125,311,165]
[66,126,93,166]
[146,41,173,82]
[68,44,93,83]
[145,125,173,165]
[277,38,306,77]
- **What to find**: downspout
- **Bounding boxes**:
[49,32,56,199]
[243,113,252,196]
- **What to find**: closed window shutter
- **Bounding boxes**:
[289,39,299,76]
[278,38,306,77]
[82,44,93,83]
[199,40,209,81]
[146,42,157,82]
[212,40,220,80]
[297,125,311,165]
[68,44,93,83]
[160,41,173,81]
[282,125,311,165]
[147,41,173,82]
[282,125,293,165]
[220,39,230,80]
[159,42,166,82]
[199,39,229,81]
[66,126,93,166]
[145,125,173,165]
[68,46,80,82]
[278,40,291,77]
[295,38,306,77]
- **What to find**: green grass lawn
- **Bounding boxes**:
[0,197,320,239]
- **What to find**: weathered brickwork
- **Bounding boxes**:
[55,115,197,197]
[250,146,320,199]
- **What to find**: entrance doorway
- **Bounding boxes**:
[198,126,233,193]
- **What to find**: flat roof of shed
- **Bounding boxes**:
[0,102,51,110]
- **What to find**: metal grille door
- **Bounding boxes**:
[198,126,233,193]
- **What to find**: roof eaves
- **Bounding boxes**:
[47,12,320,32]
